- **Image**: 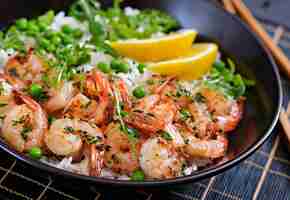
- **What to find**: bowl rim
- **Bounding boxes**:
[0,0,283,187]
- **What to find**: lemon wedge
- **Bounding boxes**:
[110,30,197,62]
[147,43,218,80]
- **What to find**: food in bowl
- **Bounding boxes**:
[0,0,254,180]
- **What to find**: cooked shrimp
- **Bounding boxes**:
[0,75,15,118]
[199,88,244,132]
[187,102,215,139]
[125,96,177,136]
[104,123,140,174]
[134,94,160,112]
[116,79,131,111]
[182,133,228,159]
[1,91,48,152]
[5,50,46,83]
[44,81,75,113]
[64,93,99,120]
[44,118,103,157]
[124,110,165,135]
[83,71,112,125]
[139,137,183,179]
[83,143,105,176]
[0,73,25,90]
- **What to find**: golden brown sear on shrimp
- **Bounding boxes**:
[0,52,245,180]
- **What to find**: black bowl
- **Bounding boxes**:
[0,0,282,187]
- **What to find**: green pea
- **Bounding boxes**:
[16,18,28,30]
[29,147,42,159]
[133,86,146,98]
[51,36,62,45]
[97,62,111,73]
[111,59,129,73]
[73,29,83,38]
[137,63,146,73]
[62,25,74,34]
[131,170,145,181]
[47,44,56,52]
[62,34,74,45]
[37,21,48,32]
[39,38,50,49]
[29,83,43,98]
[27,21,40,33]
[45,31,57,39]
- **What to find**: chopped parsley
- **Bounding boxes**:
[0,102,8,107]
[83,133,102,144]
[48,116,56,125]
[20,126,32,140]
[179,108,191,121]
[194,92,206,103]
[12,115,29,126]
[64,126,75,134]
[160,131,173,141]
[0,114,5,120]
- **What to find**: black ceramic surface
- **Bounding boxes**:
[0,0,282,187]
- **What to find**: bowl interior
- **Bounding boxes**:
[0,0,281,186]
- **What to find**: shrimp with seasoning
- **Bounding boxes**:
[1,91,48,152]
[139,137,183,179]
[44,118,104,176]
[199,88,244,132]
[5,50,47,84]
[0,74,15,119]
[64,70,113,125]
[104,123,141,174]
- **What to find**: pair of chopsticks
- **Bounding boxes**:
[221,0,290,78]
[220,0,290,142]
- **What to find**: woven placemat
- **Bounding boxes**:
[1,2,290,200]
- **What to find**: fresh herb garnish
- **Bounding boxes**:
[0,102,8,107]
[179,108,191,121]
[12,115,29,126]
[194,92,206,103]
[160,131,173,141]
[21,126,32,140]
[69,0,179,41]
[64,126,75,133]
[48,116,56,125]
[204,59,255,99]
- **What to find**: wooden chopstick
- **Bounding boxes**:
[280,109,290,144]
[221,0,236,14]
[231,0,290,79]
[223,0,290,143]
[220,0,290,142]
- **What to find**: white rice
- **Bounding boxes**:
[41,156,130,179]
[51,12,86,32]
[0,49,9,68]
[124,7,140,16]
